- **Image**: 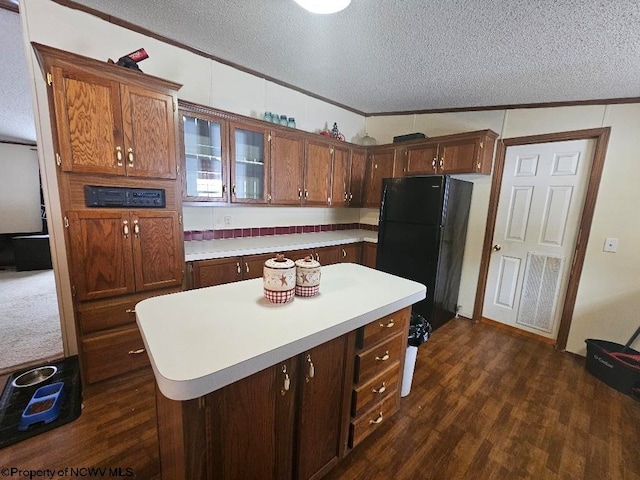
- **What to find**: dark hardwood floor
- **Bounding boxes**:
[1,319,638,480]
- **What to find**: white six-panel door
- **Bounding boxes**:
[483,139,595,339]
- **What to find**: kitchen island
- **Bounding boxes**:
[137,263,425,480]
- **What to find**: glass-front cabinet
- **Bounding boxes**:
[182,113,228,202]
[230,123,270,204]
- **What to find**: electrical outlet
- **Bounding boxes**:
[223,215,232,227]
[603,237,618,253]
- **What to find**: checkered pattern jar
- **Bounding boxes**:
[263,254,296,304]
[295,255,321,297]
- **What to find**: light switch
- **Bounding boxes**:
[603,237,618,253]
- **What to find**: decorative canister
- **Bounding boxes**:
[263,254,296,304]
[295,255,321,297]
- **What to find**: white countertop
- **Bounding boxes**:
[136,263,425,401]
[184,229,378,262]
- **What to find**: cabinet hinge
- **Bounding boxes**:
[173,101,177,112]
[480,141,484,149]
[330,147,334,155]
[46,72,53,86]
[267,193,272,203]
[63,216,69,228]
[71,285,76,297]
[55,153,62,167]
[176,164,180,175]
[268,134,272,142]
[178,214,183,225]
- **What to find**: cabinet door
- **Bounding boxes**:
[349,148,366,207]
[270,131,305,205]
[131,211,183,291]
[331,146,351,207]
[362,242,377,268]
[242,253,273,280]
[192,257,242,288]
[314,246,340,266]
[51,66,125,176]
[181,112,228,201]
[67,210,135,301]
[230,123,269,204]
[304,140,332,206]
[364,148,395,207]
[339,243,361,264]
[207,358,298,480]
[404,143,439,175]
[296,335,347,480]
[121,85,177,179]
[438,138,479,174]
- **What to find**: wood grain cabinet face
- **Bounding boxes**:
[51,66,177,180]
[364,148,396,208]
[68,210,182,301]
[204,335,348,480]
[403,143,439,175]
[339,243,361,264]
[270,130,305,205]
[303,140,333,206]
[349,149,366,207]
[362,242,377,269]
[191,257,242,288]
[438,138,480,174]
[330,146,351,207]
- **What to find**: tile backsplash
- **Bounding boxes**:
[182,205,378,241]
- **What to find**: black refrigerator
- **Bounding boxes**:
[376,175,472,331]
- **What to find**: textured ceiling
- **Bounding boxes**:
[67,0,640,114]
[2,1,640,143]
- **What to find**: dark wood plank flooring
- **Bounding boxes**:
[1,319,638,480]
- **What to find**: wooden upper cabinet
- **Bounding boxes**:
[403,142,439,176]
[304,140,333,206]
[68,209,182,301]
[180,110,228,202]
[50,65,177,180]
[270,130,305,205]
[131,210,183,292]
[51,66,125,176]
[331,146,351,207]
[67,210,135,301]
[121,85,177,179]
[349,148,366,207]
[364,147,396,208]
[438,130,498,174]
[230,122,270,204]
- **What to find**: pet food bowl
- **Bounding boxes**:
[11,365,58,388]
[18,381,65,431]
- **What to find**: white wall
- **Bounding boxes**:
[0,143,41,234]
[367,105,640,355]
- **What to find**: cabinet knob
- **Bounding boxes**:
[128,348,145,355]
[439,158,444,170]
[281,364,290,395]
[304,189,308,199]
[115,146,123,167]
[232,185,237,197]
[372,382,386,394]
[342,248,347,258]
[245,263,250,274]
[375,351,390,362]
[298,189,302,199]
[123,220,129,238]
[127,147,134,168]
[380,319,395,328]
[133,219,140,237]
[369,412,384,425]
[236,262,241,274]
[305,354,315,383]
[125,308,136,314]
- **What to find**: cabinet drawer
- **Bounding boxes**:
[352,361,400,417]
[349,389,399,448]
[82,326,149,383]
[357,307,410,350]
[354,333,404,384]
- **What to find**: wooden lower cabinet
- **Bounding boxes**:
[362,242,377,269]
[156,308,410,480]
[339,243,361,264]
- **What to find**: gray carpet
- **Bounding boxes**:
[0,269,63,372]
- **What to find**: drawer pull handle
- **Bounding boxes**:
[128,348,145,355]
[245,263,250,274]
[305,354,315,383]
[372,382,386,394]
[380,319,395,328]
[342,248,347,258]
[281,365,290,395]
[369,412,384,425]
[125,309,136,314]
[115,146,123,166]
[375,351,390,362]
[127,147,134,167]
[236,262,241,274]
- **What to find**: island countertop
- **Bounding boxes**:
[136,263,425,401]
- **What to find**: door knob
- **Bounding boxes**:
[492,244,502,252]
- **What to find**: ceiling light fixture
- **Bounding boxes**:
[293,0,351,14]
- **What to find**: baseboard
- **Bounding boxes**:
[480,317,557,346]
